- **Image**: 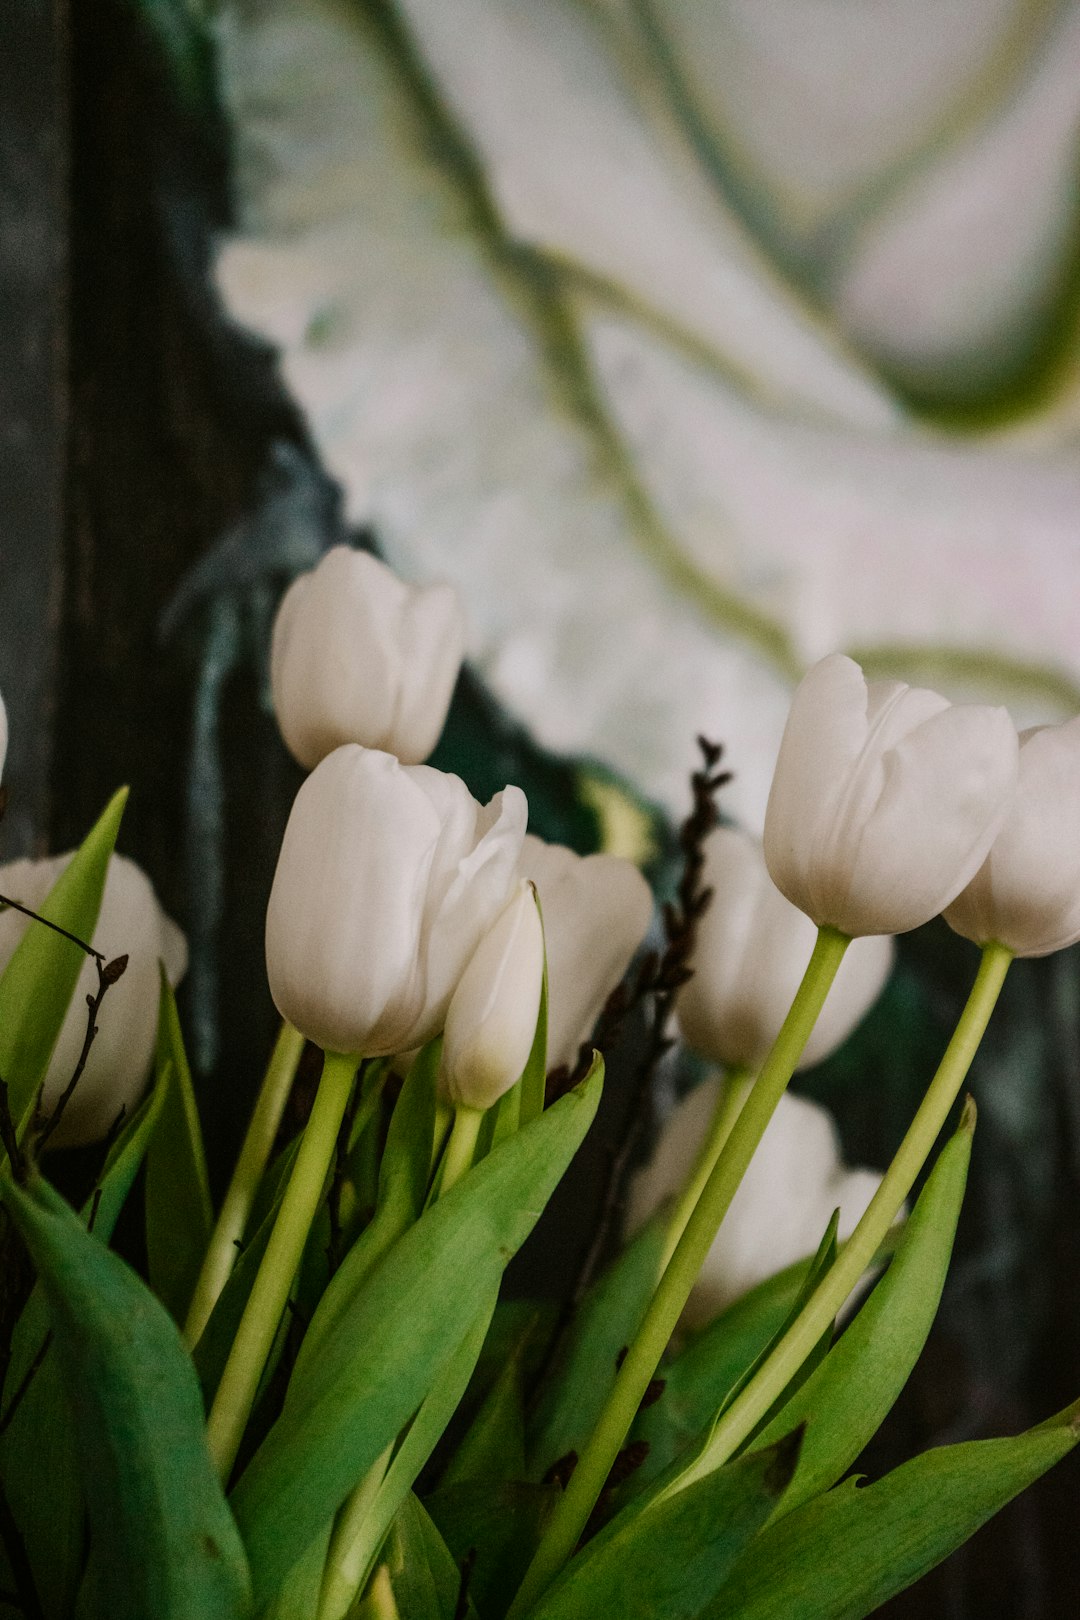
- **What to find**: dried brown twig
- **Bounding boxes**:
[565,737,730,1307]
[32,952,128,1154]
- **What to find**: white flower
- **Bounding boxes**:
[678,826,893,1072]
[628,1080,881,1325]
[764,654,1019,937]
[265,744,527,1056]
[441,880,545,1111]
[517,834,653,1072]
[270,546,466,769]
[0,691,7,783]
[0,853,187,1148]
[944,716,1080,958]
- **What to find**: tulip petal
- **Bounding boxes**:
[520,835,653,1071]
[271,550,400,768]
[764,654,872,924]
[392,582,467,765]
[841,702,1018,935]
[265,748,442,1054]
[442,882,544,1110]
[945,716,1080,956]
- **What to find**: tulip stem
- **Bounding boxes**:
[658,1067,750,1274]
[184,1020,307,1348]
[205,1047,359,1483]
[508,925,850,1618]
[669,939,1012,1492]
[434,1106,484,1198]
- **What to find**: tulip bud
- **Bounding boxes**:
[628,1080,881,1324]
[265,744,527,1056]
[764,654,1018,937]
[0,852,187,1147]
[270,545,466,769]
[944,716,1080,957]
[678,826,893,1072]
[441,881,545,1110]
[518,834,653,1071]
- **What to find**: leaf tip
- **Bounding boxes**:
[958,1094,977,1135]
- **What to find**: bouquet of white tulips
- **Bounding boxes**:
[2,548,1080,1620]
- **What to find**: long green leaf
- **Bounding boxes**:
[528,1210,668,1481]
[340,1294,500,1600]
[531,1430,803,1620]
[293,1040,441,1383]
[750,1113,972,1513]
[0,788,127,1128]
[192,1140,301,1406]
[632,1223,902,1490]
[705,1412,1080,1619]
[231,1063,603,1608]
[444,1320,529,1487]
[426,1480,555,1620]
[146,978,213,1323]
[0,1081,169,1619]
[1,1175,252,1620]
[384,1494,474,1620]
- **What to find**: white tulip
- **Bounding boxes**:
[0,853,187,1148]
[0,691,7,783]
[628,1080,881,1325]
[944,717,1080,958]
[679,826,893,1073]
[265,745,527,1056]
[517,834,653,1072]
[270,546,466,769]
[441,881,545,1111]
[764,654,1018,937]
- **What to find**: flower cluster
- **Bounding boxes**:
[264,546,653,1111]
[4,551,1080,1620]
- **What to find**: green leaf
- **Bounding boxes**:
[91,1077,169,1243]
[259,1524,332,1620]
[443,1324,528,1486]
[530,1429,803,1620]
[192,1141,301,1407]
[632,1224,900,1490]
[383,1493,470,1620]
[340,1296,500,1601]
[426,1480,556,1620]
[146,977,213,1323]
[750,1113,972,1514]
[718,1211,839,1442]
[0,1081,169,1617]
[705,1413,1080,1620]
[293,1040,441,1382]
[0,1302,82,1620]
[230,1062,603,1609]
[528,1209,668,1481]
[1,1174,252,1620]
[0,788,127,1128]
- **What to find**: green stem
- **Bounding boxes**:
[658,1068,749,1274]
[672,940,1013,1494]
[435,1106,484,1198]
[509,925,849,1617]
[184,1021,307,1348]
[205,1048,359,1482]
